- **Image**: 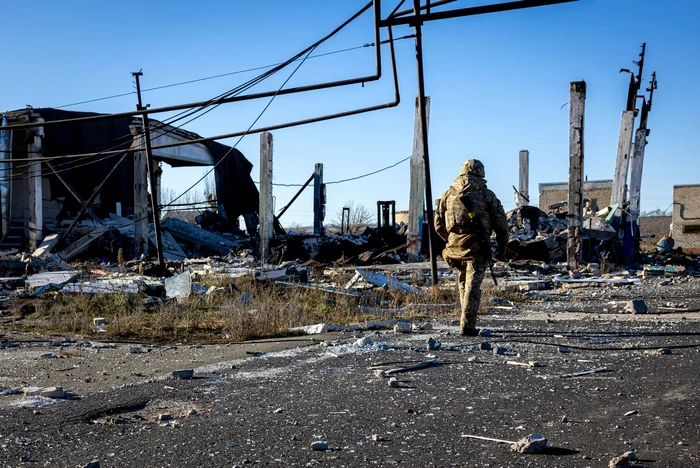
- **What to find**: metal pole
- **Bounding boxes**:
[133,71,165,272]
[413,0,439,285]
[277,173,314,219]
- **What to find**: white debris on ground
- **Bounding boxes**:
[325,336,391,356]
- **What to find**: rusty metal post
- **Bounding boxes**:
[413,0,439,285]
[133,71,165,272]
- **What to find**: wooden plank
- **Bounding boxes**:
[259,131,274,259]
[610,110,635,207]
[567,81,586,270]
[518,149,529,206]
[408,95,430,260]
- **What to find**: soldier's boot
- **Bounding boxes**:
[460,260,486,336]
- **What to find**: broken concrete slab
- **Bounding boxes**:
[39,386,66,399]
[165,271,192,300]
[426,337,441,351]
[31,233,61,260]
[172,369,194,380]
[162,217,242,256]
[511,433,548,454]
[290,323,329,335]
[254,265,307,282]
[151,230,188,262]
[57,226,108,261]
[625,299,648,314]
[554,276,641,286]
[61,281,141,295]
[393,321,413,334]
[346,268,417,293]
[26,270,80,294]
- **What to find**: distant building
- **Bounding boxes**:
[538,179,613,213]
[672,184,700,253]
[395,210,408,226]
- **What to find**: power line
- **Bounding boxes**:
[52,35,414,110]
[167,45,319,207]
[258,155,411,187]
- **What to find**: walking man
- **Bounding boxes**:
[435,159,509,336]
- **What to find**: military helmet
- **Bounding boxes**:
[459,159,485,178]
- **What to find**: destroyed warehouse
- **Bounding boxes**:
[0,108,260,261]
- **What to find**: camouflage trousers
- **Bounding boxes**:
[455,256,486,333]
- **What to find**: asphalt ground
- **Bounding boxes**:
[1,312,698,468]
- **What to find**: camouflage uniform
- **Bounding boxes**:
[435,160,509,335]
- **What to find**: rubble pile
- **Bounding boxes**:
[504,206,568,263]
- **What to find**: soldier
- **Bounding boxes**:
[435,159,509,336]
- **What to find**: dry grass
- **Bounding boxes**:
[13,269,464,343]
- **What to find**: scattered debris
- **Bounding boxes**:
[393,321,413,334]
[310,441,329,451]
[511,433,548,454]
[560,367,607,378]
[164,271,193,300]
[374,358,441,377]
[346,268,416,293]
[172,369,195,380]
[25,270,80,294]
[426,337,441,351]
[624,299,648,314]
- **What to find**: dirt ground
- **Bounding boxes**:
[1,277,699,467]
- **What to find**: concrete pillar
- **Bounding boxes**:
[567,81,586,270]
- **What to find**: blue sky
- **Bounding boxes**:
[2,0,699,226]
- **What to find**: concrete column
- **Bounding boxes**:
[131,126,149,257]
[28,117,45,251]
[259,131,273,259]
[567,81,586,270]
[611,110,635,208]
[408,95,430,260]
[518,149,529,207]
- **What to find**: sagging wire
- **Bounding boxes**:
[258,155,411,187]
[52,35,415,110]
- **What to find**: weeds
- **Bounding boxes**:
[9,268,471,343]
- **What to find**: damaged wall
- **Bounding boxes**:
[672,184,700,253]
[539,179,613,213]
[639,215,671,252]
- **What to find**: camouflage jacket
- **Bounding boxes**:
[435,174,509,262]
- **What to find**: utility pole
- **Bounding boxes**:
[132,71,165,272]
[413,0,439,286]
[259,131,274,260]
[567,81,586,270]
[611,43,645,209]
[626,71,657,257]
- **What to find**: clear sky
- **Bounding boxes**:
[2,0,699,227]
